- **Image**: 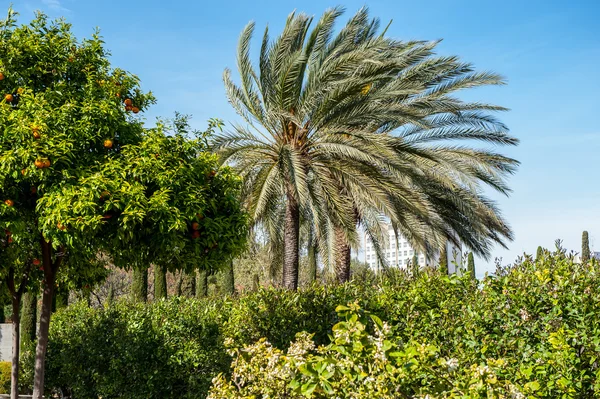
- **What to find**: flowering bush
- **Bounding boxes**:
[209,303,522,399]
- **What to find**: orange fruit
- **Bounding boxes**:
[7,237,12,244]
[57,222,66,231]
[102,214,112,219]
[4,94,13,102]
[116,93,121,98]
[4,199,14,207]
[43,159,51,168]
[0,72,4,81]
[34,159,44,169]
[17,88,24,95]
[132,107,140,114]
[103,139,113,149]
[21,168,27,175]
[192,222,200,230]
[33,259,40,266]
[33,130,41,139]
[124,98,133,107]
[125,105,132,112]
[191,230,201,239]
[31,186,37,194]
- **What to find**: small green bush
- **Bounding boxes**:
[0,361,11,394]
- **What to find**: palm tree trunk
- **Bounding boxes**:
[282,191,300,290]
[334,226,351,283]
[307,244,317,284]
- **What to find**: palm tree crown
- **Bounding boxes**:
[214,7,518,289]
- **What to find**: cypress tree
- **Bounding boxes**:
[132,268,148,303]
[21,291,37,352]
[196,270,208,298]
[107,284,115,305]
[411,254,419,276]
[222,260,235,295]
[180,272,196,297]
[439,243,448,275]
[154,264,167,300]
[582,231,590,263]
[467,252,476,280]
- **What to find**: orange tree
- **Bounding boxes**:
[0,9,247,398]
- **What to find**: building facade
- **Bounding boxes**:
[362,223,462,273]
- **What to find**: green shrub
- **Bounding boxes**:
[0,361,10,394]
[28,252,600,398]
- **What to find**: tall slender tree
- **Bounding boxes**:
[215,7,518,288]
[132,268,148,303]
[582,231,590,263]
[196,270,208,298]
[467,252,476,280]
[154,264,167,300]
[439,244,448,275]
[222,260,235,295]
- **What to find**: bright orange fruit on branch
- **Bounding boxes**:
[33,130,41,139]
[132,107,140,114]
[57,222,66,231]
[124,98,133,107]
[192,222,200,230]
[4,199,13,207]
[0,72,4,81]
[125,105,132,112]
[43,159,51,168]
[4,94,13,102]
[34,159,45,169]
[33,259,40,266]
[103,139,113,149]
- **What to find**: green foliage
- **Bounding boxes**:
[30,252,600,398]
[439,243,448,274]
[0,361,10,394]
[196,270,208,298]
[154,264,167,300]
[221,261,234,295]
[467,252,476,279]
[582,231,590,263]
[179,271,196,297]
[536,246,543,261]
[20,291,37,353]
[131,268,148,303]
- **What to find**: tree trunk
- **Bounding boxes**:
[10,295,20,399]
[132,268,148,303]
[222,261,235,295]
[153,264,167,300]
[439,242,448,275]
[32,239,63,399]
[196,270,208,298]
[334,226,351,284]
[20,292,37,354]
[307,239,317,285]
[282,192,300,290]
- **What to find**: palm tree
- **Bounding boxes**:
[214,7,518,289]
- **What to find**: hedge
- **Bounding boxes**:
[25,252,600,398]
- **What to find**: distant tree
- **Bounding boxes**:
[132,268,148,303]
[20,292,37,353]
[439,244,448,275]
[467,252,476,280]
[536,246,543,262]
[252,274,260,291]
[179,272,196,297]
[582,231,590,263]
[153,264,167,300]
[222,261,235,295]
[411,254,419,277]
[196,271,208,298]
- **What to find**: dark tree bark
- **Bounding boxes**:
[282,191,300,290]
[153,264,167,300]
[307,243,317,285]
[32,239,64,399]
[196,270,208,298]
[132,268,148,303]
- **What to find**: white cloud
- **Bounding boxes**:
[40,0,71,12]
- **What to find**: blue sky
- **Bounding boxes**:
[9,0,600,275]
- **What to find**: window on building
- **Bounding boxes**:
[409,250,414,255]
[403,251,407,256]
[404,242,408,247]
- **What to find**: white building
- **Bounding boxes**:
[362,223,461,273]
